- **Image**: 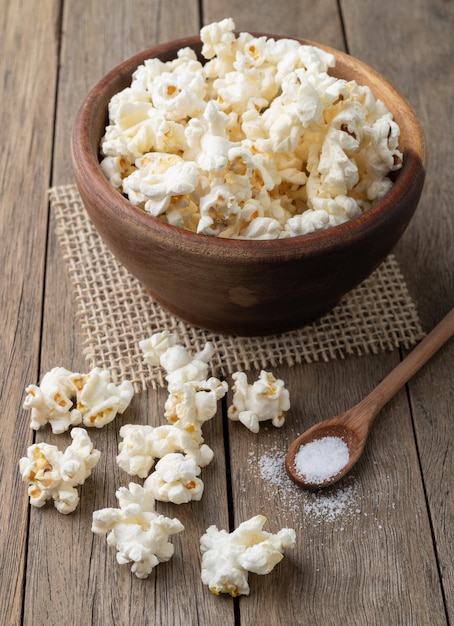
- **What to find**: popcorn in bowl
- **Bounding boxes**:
[100,18,402,240]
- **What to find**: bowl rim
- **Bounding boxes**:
[71,33,426,260]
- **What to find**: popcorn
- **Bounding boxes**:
[283,209,330,237]
[240,216,282,240]
[69,368,134,429]
[317,126,360,196]
[100,155,136,190]
[227,370,290,433]
[23,367,82,434]
[198,183,241,236]
[200,515,296,596]
[116,423,213,478]
[200,17,237,64]
[140,331,216,387]
[92,482,184,578]
[188,100,237,173]
[138,330,177,366]
[100,19,402,239]
[164,377,228,430]
[23,367,134,433]
[19,428,100,514]
[116,424,157,477]
[122,153,200,217]
[144,453,204,504]
[122,332,228,506]
[147,69,207,121]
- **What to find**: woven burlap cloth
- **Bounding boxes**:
[49,184,424,391]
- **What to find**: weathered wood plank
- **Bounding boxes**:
[203,0,346,49]
[0,1,60,625]
[9,0,451,624]
[200,0,449,623]
[341,0,454,620]
[24,1,233,625]
[228,357,447,624]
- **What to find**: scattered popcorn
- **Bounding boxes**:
[92,482,184,579]
[139,331,216,387]
[19,428,100,514]
[227,370,290,433]
[138,330,178,366]
[200,515,296,596]
[100,19,402,239]
[164,377,228,430]
[140,331,227,430]
[116,423,213,478]
[69,368,134,429]
[130,332,225,507]
[23,367,82,434]
[23,366,134,433]
[116,424,158,477]
[144,453,204,503]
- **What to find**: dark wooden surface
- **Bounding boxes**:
[1,1,452,624]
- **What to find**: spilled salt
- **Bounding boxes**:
[294,436,349,484]
[246,442,393,532]
[253,445,359,523]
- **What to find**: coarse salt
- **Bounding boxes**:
[294,436,349,484]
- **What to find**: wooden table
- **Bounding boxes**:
[2,1,453,624]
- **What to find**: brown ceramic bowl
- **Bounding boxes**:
[71,35,426,336]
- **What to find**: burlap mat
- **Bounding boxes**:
[49,184,425,391]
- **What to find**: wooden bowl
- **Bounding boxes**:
[71,35,426,336]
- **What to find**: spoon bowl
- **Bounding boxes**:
[286,307,454,489]
[285,421,364,489]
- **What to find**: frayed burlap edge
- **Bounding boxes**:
[49,184,425,391]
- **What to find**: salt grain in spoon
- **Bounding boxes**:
[294,436,349,485]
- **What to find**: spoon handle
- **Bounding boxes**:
[358,307,454,422]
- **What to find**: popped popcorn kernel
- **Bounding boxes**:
[19,428,100,514]
[164,377,228,430]
[100,19,402,239]
[228,370,290,433]
[92,483,184,578]
[69,368,134,429]
[144,453,204,504]
[200,515,296,596]
[23,367,134,433]
[116,423,213,478]
[140,332,216,386]
[23,367,82,434]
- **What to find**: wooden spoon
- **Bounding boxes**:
[285,307,454,489]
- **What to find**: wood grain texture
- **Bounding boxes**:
[0,2,60,625]
[229,356,447,624]
[203,0,346,49]
[25,1,233,625]
[2,0,453,624]
[341,0,454,620]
